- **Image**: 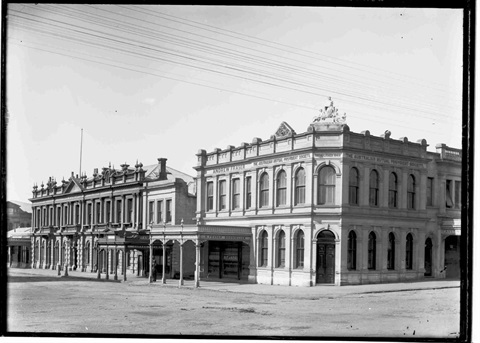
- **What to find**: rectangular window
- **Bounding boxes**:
[105,202,111,224]
[426,177,434,206]
[156,200,163,224]
[245,177,252,209]
[127,199,133,223]
[87,204,92,225]
[206,182,214,211]
[96,202,101,224]
[232,179,240,209]
[446,180,453,208]
[454,181,461,209]
[218,180,226,210]
[166,199,172,223]
[116,200,122,223]
[148,201,154,224]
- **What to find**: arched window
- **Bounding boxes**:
[407,175,416,210]
[276,170,287,206]
[389,173,398,208]
[260,231,268,267]
[318,166,336,205]
[34,241,39,263]
[349,168,359,205]
[387,233,395,270]
[276,230,286,268]
[369,170,379,206]
[85,241,90,265]
[406,233,413,269]
[368,232,376,270]
[259,173,269,208]
[295,230,305,268]
[54,241,59,266]
[294,168,306,205]
[347,231,357,270]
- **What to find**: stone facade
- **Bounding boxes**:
[194,117,462,286]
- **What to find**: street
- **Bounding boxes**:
[7,268,460,338]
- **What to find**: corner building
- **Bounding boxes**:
[195,117,461,286]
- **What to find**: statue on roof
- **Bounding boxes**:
[312,97,347,124]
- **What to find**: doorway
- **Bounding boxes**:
[207,241,243,280]
[316,230,336,284]
[444,235,460,279]
[424,238,433,276]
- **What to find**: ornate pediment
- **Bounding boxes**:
[274,121,296,139]
[64,178,83,194]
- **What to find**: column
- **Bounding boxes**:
[149,240,153,283]
[162,241,167,284]
[194,240,201,288]
[248,227,256,283]
[270,226,275,285]
[123,247,127,282]
[114,245,118,280]
[179,241,184,286]
[63,238,69,276]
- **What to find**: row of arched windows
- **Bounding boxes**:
[208,166,417,211]
[347,231,415,270]
[259,230,305,269]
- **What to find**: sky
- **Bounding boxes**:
[5,5,464,202]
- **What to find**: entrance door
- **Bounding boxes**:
[444,235,460,279]
[316,230,335,284]
[424,238,433,276]
[208,241,242,280]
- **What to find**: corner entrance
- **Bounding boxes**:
[316,230,335,284]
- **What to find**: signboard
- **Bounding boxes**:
[345,153,426,168]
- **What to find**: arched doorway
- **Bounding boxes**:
[424,238,433,276]
[316,230,336,284]
[444,235,460,279]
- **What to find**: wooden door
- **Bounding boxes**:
[316,243,335,284]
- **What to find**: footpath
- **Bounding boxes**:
[8,267,460,298]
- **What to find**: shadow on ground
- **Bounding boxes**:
[7,275,121,283]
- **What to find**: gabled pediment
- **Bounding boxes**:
[274,121,296,138]
[64,178,83,194]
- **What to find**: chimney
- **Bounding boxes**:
[158,158,167,180]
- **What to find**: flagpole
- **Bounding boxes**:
[79,128,83,177]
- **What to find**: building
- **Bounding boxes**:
[7,201,32,231]
[29,158,197,280]
[193,99,461,286]
[7,227,31,268]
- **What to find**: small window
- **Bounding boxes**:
[369,170,379,207]
[232,179,240,209]
[259,173,269,208]
[349,168,359,205]
[276,230,286,268]
[116,199,122,223]
[407,175,416,210]
[218,180,227,210]
[389,173,398,208]
[426,177,434,206]
[295,168,306,205]
[245,177,252,209]
[206,182,214,211]
[276,171,287,206]
[148,201,155,224]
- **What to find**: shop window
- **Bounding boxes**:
[318,166,335,205]
[389,173,398,208]
[218,180,227,210]
[369,170,379,207]
[232,179,240,209]
[259,173,269,208]
[245,177,252,209]
[276,230,286,268]
[295,230,305,268]
[406,233,413,270]
[347,231,357,270]
[206,182,214,211]
[407,175,416,210]
[368,232,376,270]
[349,168,359,205]
[387,232,395,270]
[156,200,163,224]
[260,231,268,267]
[295,168,306,205]
[276,170,287,206]
[426,177,434,206]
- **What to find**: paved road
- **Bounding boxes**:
[7,268,460,338]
